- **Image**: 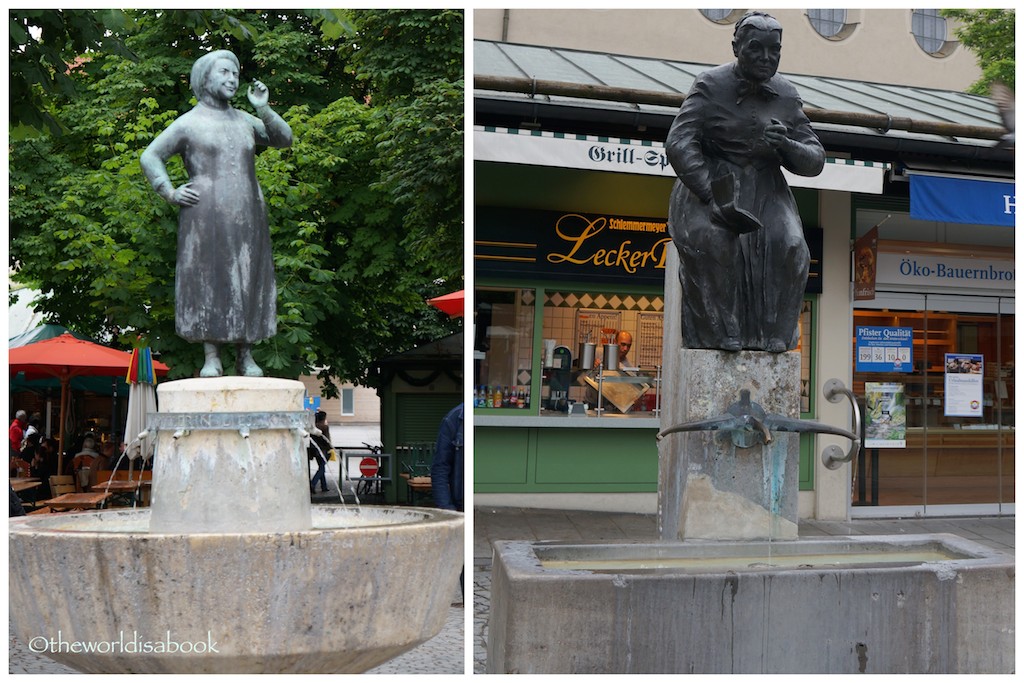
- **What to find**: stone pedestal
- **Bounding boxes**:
[658,349,801,541]
[150,377,311,533]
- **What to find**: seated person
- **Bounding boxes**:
[72,435,100,490]
[88,441,117,489]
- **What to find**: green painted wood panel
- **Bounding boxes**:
[534,429,658,485]
[475,426,658,493]
[475,427,531,485]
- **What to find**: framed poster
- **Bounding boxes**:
[944,354,984,418]
[864,382,906,448]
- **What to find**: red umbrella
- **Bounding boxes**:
[427,289,464,317]
[9,333,170,472]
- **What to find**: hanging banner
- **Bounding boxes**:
[853,225,878,301]
[856,327,913,373]
[909,173,1015,227]
[864,382,906,448]
[944,353,984,418]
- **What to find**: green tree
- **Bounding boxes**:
[10,9,463,389]
[942,8,1015,94]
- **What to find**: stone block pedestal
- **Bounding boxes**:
[150,377,311,533]
[658,349,801,541]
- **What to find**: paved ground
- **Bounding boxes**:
[472,506,1015,674]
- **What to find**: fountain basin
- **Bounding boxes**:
[488,534,1013,674]
[10,505,463,673]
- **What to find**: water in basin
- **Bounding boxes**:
[540,548,960,572]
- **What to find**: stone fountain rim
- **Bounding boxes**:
[9,505,463,538]
[492,533,1013,577]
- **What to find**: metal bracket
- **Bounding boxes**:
[819,379,862,470]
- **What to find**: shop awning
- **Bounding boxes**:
[475,125,889,194]
[909,172,1016,227]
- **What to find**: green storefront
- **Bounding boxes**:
[474,157,824,510]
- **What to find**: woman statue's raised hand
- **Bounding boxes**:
[248,80,270,109]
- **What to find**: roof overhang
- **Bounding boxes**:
[474,40,1014,169]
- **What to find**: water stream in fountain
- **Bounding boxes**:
[100,435,147,506]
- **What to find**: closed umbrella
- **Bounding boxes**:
[8,334,169,473]
[427,289,464,317]
[122,347,160,474]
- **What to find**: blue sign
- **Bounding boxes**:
[304,395,321,410]
[910,174,1015,227]
[856,327,913,373]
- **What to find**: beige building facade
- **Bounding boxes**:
[474,8,981,91]
[298,374,381,448]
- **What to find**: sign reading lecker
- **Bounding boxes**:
[856,327,913,373]
[864,382,906,448]
[944,353,984,418]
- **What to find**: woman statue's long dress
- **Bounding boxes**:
[140,50,292,377]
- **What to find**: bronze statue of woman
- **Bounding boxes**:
[141,49,292,377]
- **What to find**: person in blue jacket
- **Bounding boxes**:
[431,403,464,512]
[431,402,464,599]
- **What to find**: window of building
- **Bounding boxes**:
[474,287,536,410]
[911,9,954,56]
[340,387,355,416]
[540,291,664,416]
[806,9,856,40]
[851,200,1014,510]
[698,9,743,24]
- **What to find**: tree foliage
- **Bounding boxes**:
[9,9,464,390]
[942,9,1015,94]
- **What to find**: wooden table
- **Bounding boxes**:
[96,480,151,506]
[97,480,151,492]
[11,480,42,494]
[11,479,44,507]
[41,492,112,511]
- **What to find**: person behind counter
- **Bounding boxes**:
[582,331,648,413]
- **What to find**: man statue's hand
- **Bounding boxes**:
[763,118,790,150]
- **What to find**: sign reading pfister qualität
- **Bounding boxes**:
[856,327,913,373]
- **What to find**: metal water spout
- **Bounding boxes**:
[657,380,861,459]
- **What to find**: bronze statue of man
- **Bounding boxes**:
[141,49,293,377]
[666,12,824,352]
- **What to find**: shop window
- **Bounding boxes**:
[911,9,956,57]
[852,306,1014,508]
[806,9,857,41]
[540,289,663,416]
[474,287,535,410]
